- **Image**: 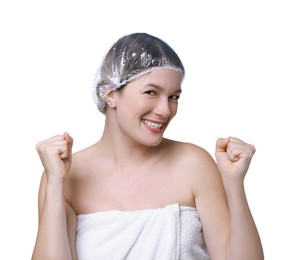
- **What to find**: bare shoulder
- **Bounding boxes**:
[163,138,218,175]
[72,142,98,162]
[162,138,222,197]
[69,142,102,176]
[64,143,105,212]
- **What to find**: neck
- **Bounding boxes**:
[99,122,160,171]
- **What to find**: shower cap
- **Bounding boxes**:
[92,32,185,114]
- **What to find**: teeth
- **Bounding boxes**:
[143,120,162,129]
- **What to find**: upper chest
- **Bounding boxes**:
[66,158,194,214]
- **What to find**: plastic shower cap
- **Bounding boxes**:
[92,32,185,114]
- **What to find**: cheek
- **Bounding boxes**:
[117,96,144,118]
[131,98,155,112]
[170,103,178,117]
[118,90,140,109]
[126,99,144,112]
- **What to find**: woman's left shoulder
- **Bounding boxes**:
[162,139,223,203]
[163,138,215,165]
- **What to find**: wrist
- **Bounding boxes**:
[46,172,67,185]
[45,178,66,203]
[221,177,245,198]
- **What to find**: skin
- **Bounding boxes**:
[32,70,264,260]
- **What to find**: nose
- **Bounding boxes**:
[154,97,172,118]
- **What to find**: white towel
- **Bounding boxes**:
[76,204,209,260]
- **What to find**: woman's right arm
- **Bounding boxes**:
[32,133,77,260]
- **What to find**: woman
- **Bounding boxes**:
[32,33,264,259]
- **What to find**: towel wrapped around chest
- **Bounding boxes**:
[76,204,209,260]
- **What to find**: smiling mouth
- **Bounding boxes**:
[142,119,163,129]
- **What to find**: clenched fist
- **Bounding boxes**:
[36,132,73,182]
[215,137,256,183]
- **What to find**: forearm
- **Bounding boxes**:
[224,181,264,260]
[32,183,72,260]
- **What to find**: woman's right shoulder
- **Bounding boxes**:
[71,142,101,167]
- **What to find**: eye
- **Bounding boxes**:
[169,95,180,101]
[144,90,157,96]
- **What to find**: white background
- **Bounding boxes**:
[0,0,296,259]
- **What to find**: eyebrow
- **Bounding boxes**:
[144,83,182,94]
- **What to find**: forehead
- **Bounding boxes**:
[129,69,183,89]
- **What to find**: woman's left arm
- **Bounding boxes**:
[215,137,264,260]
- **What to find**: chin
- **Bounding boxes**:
[147,138,163,147]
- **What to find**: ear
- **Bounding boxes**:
[105,90,117,109]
